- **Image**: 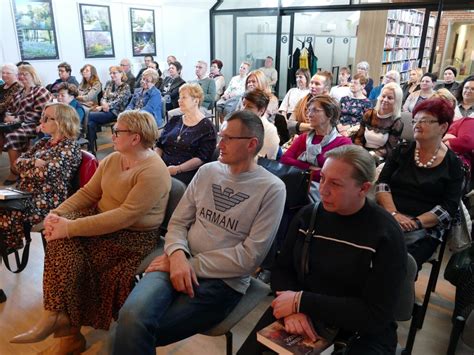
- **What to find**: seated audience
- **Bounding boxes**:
[288,71,333,136]
[433,88,458,119]
[402,68,422,104]
[368,70,400,101]
[1,64,51,184]
[0,103,81,253]
[216,62,250,119]
[10,111,171,355]
[0,63,21,120]
[376,98,463,270]
[57,83,85,126]
[77,64,102,108]
[148,61,163,88]
[241,89,279,159]
[162,55,177,78]
[126,68,162,127]
[87,65,131,154]
[160,61,186,111]
[434,66,460,94]
[237,145,406,355]
[338,73,372,136]
[259,56,278,92]
[46,62,79,94]
[113,110,286,354]
[209,59,225,101]
[120,58,136,92]
[279,68,310,118]
[281,95,351,183]
[356,61,373,96]
[403,73,436,113]
[192,60,216,111]
[235,70,278,119]
[354,82,404,163]
[455,75,474,118]
[156,83,216,185]
[329,66,351,102]
[443,116,474,172]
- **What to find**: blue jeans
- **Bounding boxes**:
[112,271,242,355]
[86,111,116,153]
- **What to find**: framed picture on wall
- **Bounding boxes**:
[130,8,156,57]
[79,3,115,58]
[11,0,59,60]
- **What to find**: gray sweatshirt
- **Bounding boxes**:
[164,161,286,294]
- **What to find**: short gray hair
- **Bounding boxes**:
[1,63,18,75]
[357,61,370,71]
[325,145,376,185]
[197,60,208,69]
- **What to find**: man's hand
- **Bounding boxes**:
[283,313,318,342]
[393,213,418,232]
[145,253,170,273]
[272,290,297,319]
[169,250,199,297]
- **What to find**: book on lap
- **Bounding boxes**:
[0,188,32,200]
[257,320,335,355]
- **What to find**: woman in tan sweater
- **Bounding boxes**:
[11,111,171,354]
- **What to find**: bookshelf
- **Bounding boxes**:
[381,9,436,83]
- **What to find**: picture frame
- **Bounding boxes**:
[79,3,115,58]
[130,8,156,57]
[11,0,59,60]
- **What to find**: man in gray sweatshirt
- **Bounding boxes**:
[113,110,286,355]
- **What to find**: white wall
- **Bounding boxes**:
[0,0,211,85]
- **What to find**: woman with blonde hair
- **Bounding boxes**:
[87,65,131,154]
[402,68,423,104]
[11,110,171,354]
[0,102,81,254]
[156,83,217,184]
[77,64,102,107]
[354,82,404,162]
[1,64,51,184]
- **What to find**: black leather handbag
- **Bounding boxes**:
[257,157,311,209]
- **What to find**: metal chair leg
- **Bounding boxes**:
[447,316,466,355]
[225,331,233,355]
[404,303,421,354]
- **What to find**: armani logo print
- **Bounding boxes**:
[212,184,250,212]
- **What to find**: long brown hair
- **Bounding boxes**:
[80,64,100,86]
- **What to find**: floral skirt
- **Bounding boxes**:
[43,208,160,329]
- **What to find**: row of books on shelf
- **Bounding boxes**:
[384,36,420,49]
[386,20,422,37]
[387,9,424,25]
[381,60,418,75]
[383,48,419,62]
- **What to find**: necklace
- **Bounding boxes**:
[123,150,152,170]
[176,121,188,142]
[414,145,440,168]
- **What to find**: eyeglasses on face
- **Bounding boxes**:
[218,134,255,143]
[42,115,56,122]
[112,127,133,137]
[411,119,439,125]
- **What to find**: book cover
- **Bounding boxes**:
[0,188,32,200]
[257,320,332,355]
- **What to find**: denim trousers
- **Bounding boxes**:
[86,111,116,152]
[112,271,242,355]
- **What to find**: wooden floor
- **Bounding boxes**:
[0,131,473,354]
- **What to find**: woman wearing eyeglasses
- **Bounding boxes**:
[156,83,217,185]
[281,95,351,184]
[11,110,171,354]
[455,75,474,119]
[126,68,163,127]
[0,103,81,255]
[87,65,131,154]
[376,98,463,270]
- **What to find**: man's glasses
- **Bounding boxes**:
[112,127,133,137]
[218,134,255,143]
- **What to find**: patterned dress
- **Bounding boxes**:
[339,96,373,126]
[3,85,51,151]
[0,81,21,119]
[0,138,81,252]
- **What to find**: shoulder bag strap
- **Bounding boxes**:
[299,202,320,284]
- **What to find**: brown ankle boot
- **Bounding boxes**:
[38,333,86,355]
